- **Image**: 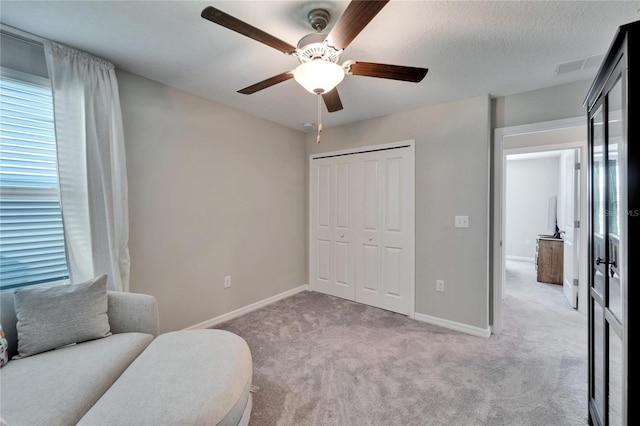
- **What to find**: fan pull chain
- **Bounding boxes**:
[316,94,323,144]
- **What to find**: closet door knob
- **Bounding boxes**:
[368,237,373,241]
[341,234,344,238]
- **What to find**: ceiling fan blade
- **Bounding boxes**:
[326,0,390,51]
[348,62,428,82]
[237,72,294,94]
[201,6,296,54]
[322,88,343,112]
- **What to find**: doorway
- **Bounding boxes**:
[493,117,588,334]
[505,148,581,308]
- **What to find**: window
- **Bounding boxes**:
[0,68,69,290]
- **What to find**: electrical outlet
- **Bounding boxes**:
[224,275,231,288]
[454,216,469,228]
[436,280,445,292]
[525,239,531,246]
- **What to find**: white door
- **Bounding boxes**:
[309,157,356,300]
[354,149,413,314]
[563,149,580,308]
[309,142,415,316]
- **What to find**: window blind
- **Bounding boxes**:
[0,72,69,290]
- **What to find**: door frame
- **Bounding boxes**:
[309,139,416,318]
[561,148,581,308]
[493,117,588,334]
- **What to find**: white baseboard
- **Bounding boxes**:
[184,284,309,330]
[413,312,491,339]
[506,255,535,262]
[185,284,490,339]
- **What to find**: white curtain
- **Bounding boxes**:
[44,41,130,292]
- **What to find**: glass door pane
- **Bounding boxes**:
[607,77,622,322]
[590,106,606,421]
[593,302,605,417]
[592,107,606,300]
[608,323,622,425]
[606,74,624,426]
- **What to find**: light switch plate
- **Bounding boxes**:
[455,215,469,228]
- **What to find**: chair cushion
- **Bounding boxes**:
[0,332,154,426]
[13,275,111,358]
[78,329,253,426]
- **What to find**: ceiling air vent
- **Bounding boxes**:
[555,53,605,76]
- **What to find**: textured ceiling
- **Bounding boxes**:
[0,1,638,131]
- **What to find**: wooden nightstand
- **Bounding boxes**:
[535,237,563,285]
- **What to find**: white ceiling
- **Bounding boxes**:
[1,1,637,131]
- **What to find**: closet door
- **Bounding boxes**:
[354,148,414,315]
[310,143,415,316]
[309,157,356,300]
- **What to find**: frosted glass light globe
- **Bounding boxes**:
[293,60,345,94]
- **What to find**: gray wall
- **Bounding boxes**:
[117,71,589,333]
[493,79,591,128]
[117,70,307,333]
[306,95,491,330]
[505,157,560,259]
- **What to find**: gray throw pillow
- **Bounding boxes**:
[13,275,111,358]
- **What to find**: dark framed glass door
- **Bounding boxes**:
[588,58,625,426]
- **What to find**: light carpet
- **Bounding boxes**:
[215,259,587,426]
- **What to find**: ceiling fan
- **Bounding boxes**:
[200,0,428,114]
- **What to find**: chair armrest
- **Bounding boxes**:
[107,291,159,337]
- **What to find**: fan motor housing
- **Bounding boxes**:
[296,33,342,63]
[307,8,330,32]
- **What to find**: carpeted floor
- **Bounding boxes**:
[215,259,588,426]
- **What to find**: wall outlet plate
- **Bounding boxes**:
[436,280,445,292]
[454,216,469,228]
[224,275,231,288]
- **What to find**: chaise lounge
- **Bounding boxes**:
[0,275,253,425]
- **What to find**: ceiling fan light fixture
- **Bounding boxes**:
[202,1,428,115]
[293,59,345,94]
